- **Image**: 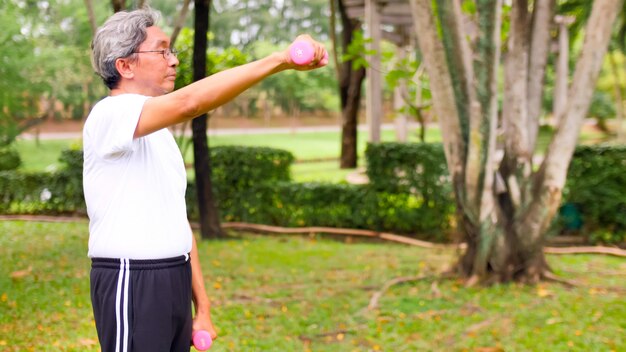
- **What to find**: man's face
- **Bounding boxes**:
[131,26,178,96]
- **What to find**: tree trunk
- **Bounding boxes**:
[193,0,224,239]
[553,15,573,126]
[608,49,625,140]
[338,0,365,169]
[527,0,556,151]
[526,0,623,245]
[84,0,97,34]
[111,0,125,12]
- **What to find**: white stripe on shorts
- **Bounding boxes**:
[122,258,130,352]
[114,259,130,352]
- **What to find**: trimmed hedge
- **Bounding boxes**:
[365,142,454,229]
[7,143,624,243]
[204,182,452,241]
[0,148,84,215]
[187,146,294,222]
[366,142,450,194]
[196,143,454,240]
[563,144,626,243]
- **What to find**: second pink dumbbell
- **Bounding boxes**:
[192,330,213,351]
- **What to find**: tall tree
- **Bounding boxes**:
[1,0,105,147]
[193,0,224,239]
[409,0,624,284]
[0,1,39,147]
[335,0,366,168]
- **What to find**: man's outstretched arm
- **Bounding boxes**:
[135,36,326,138]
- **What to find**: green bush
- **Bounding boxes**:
[365,143,455,232]
[0,148,84,215]
[2,144,454,240]
[187,146,294,222]
[366,142,451,194]
[217,182,379,229]
[563,144,626,244]
[0,147,21,171]
[13,143,626,245]
[214,182,451,241]
[199,143,454,240]
[0,171,83,214]
[210,145,294,189]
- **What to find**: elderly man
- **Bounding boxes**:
[84,7,326,351]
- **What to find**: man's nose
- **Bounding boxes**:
[169,55,179,67]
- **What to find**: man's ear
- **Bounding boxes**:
[115,57,135,80]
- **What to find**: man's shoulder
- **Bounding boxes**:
[93,94,150,110]
[86,94,150,124]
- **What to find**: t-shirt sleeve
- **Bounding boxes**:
[87,94,150,159]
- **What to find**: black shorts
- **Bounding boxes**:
[90,254,192,352]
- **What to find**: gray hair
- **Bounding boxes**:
[91,8,161,89]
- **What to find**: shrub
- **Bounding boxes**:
[187,146,294,222]
[0,147,21,171]
[210,146,293,190]
[563,144,626,244]
[215,182,451,241]
[2,143,453,240]
[365,142,454,233]
[0,148,84,215]
[0,171,83,214]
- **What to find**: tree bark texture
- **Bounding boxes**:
[409,0,624,284]
[84,0,97,34]
[338,0,366,169]
[527,0,556,152]
[193,0,224,239]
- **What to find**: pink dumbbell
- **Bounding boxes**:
[289,40,329,66]
[192,330,213,351]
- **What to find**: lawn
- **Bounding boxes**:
[13,138,83,173]
[14,128,432,182]
[13,124,607,184]
[1,220,624,351]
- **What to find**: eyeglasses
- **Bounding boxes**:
[134,48,178,59]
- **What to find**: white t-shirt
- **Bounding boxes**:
[83,94,192,259]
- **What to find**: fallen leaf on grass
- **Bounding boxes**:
[79,338,98,346]
[10,266,32,280]
[546,317,562,325]
[589,287,608,295]
[536,286,553,298]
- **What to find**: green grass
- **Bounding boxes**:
[291,159,360,183]
[13,138,83,172]
[11,125,608,183]
[13,128,433,182]
[188,128,435,162]
[1,220,624,351]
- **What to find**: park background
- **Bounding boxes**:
[1,0,625,351]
